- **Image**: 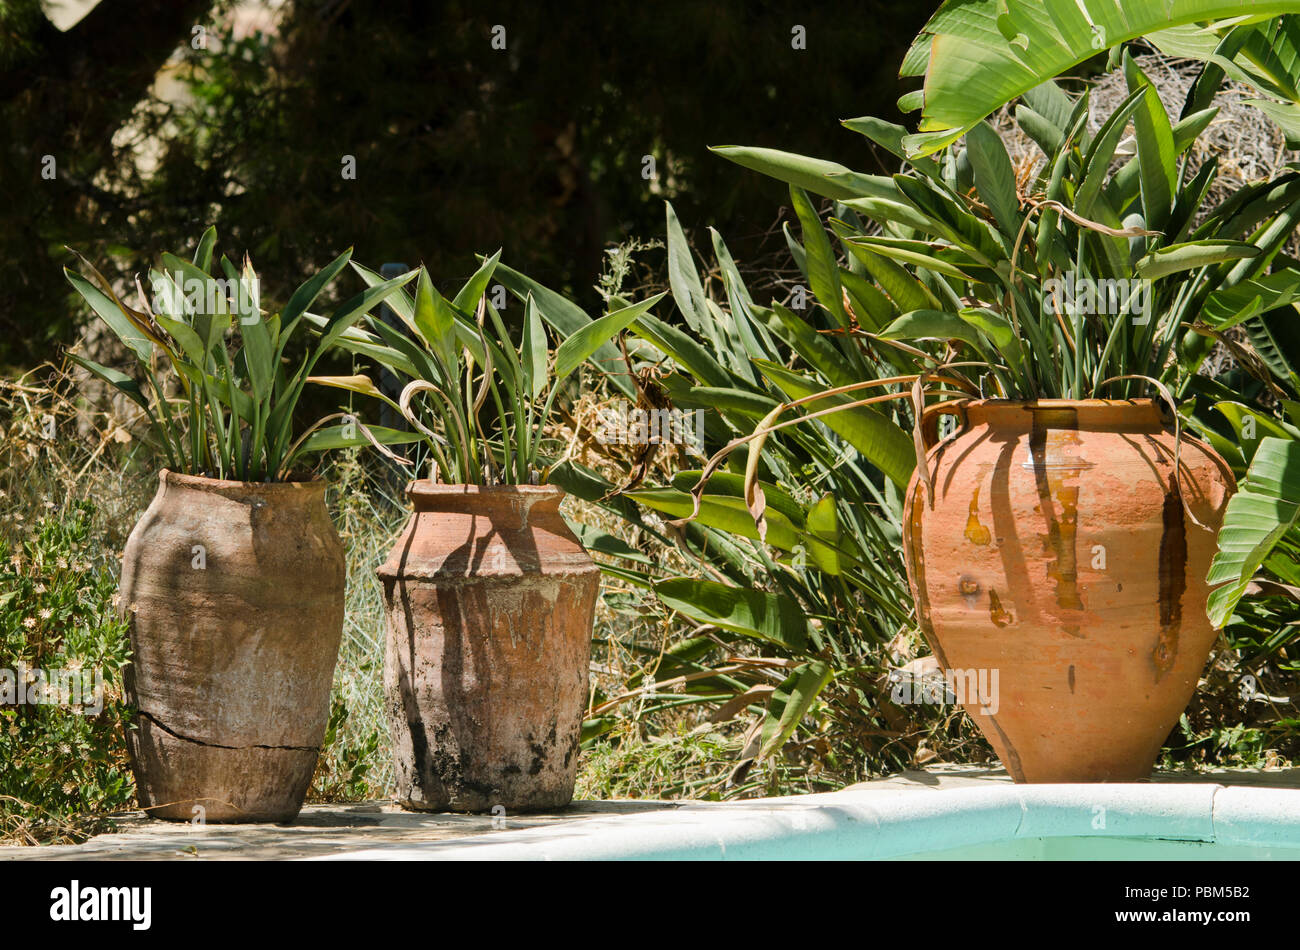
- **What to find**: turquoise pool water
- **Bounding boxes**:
[896,836,1300,860]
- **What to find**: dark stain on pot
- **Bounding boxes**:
[959,574,981,607]
[1029,411,1085,612]
[964,486,991,545]
[1154,488,1187,679]
[1068,664,1076,693]
[906,479,954,670]
[988,588,1011,627]
[983,713,1026,782]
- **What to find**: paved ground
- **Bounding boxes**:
[4,764,1299,860]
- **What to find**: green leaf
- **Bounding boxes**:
[882,309,990,355]
[1124,51,1178,232]
[758,661,833,759]
[297,424,425,453]
[665,202,713,341]
[553,292,667,381]
[410,266,454,368]
[670,470,807,526]
[238,260,274,403]
[64,269,153,362]
[653,577,811,652]
[903,0,1300,157]
[319,270,418,351]
[452,249,501,313]
[192,226,217,273]
[64,352,151,414]
[630,312,732,389]
[521,294,549,399]
[283,249,353,337]
[709,145,889,200]
[1202,269,1300,329]
[760,304,859,388]
[1208,437,1300,625]
[964,120,1021,235]
[844,236,976,280]
[1136,240,1261,279]
[755,359,916,489]
[570,522,653,565]
[842,115,942,179]
[791,185,848,329]
[629,489,805,553]
[806,493,843,577]
[490,260,634,398]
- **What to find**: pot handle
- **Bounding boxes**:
[920,400,968,450]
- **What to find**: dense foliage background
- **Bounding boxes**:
[0,0,935,369]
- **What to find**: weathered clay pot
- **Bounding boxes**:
[120,471,345,822]
[379,483,600,813]
[902,399,1235,782]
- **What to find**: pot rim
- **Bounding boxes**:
[158,469,327,494]
[945,397,1161,409]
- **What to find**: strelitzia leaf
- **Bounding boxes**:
[652,577,811,652]
[1208,436,1300,625]
[758,661,833,759]
[414,266,458,377]
[553,292,666,382]
[964,120,1021,236]
[709,145,888,201]
[521,294,548,399]
[882,309,991,356]
[791,185,848,329]
[1136,240,1261,279]
[755,359,916,489]
[64,352,151,414]
[64,269,153,362]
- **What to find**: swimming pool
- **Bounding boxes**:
[319,780,1300,860]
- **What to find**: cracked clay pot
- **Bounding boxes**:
[379,483,599,813]
[902,400,1235,782]
[119,471,344,821]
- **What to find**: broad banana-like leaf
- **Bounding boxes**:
[1207,436,1300,625]
[653,577,811,652]
[902,1,1300,157]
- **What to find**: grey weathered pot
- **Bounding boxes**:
[119,471,345,822]
[379,482,600,813]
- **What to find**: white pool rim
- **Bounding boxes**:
[310,782,1300,860]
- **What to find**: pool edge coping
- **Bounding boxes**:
[307,782,1300,860]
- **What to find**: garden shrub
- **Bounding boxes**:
[0,502,135,844]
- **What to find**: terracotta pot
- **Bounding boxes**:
[379,482,600,813]
[119,471,345,821]
[902,399,1235,782]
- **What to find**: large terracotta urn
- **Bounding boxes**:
[119,471,345,822]
[379,483,600,813]
[901,399,1235,782]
